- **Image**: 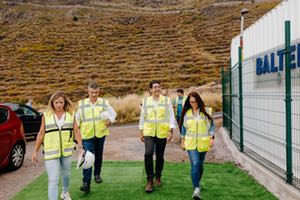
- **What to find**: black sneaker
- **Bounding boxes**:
[95,175,103,184]
[80,182,90,193]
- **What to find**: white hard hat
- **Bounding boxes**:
[99,111,111,120]
[76,150,95,169]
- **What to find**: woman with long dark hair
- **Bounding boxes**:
[179,91,215,200]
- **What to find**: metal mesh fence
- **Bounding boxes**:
[231,64,240,149]
[291,40,300,188]
[222,39,300,189]
[242,53,286,178]
[222,69,231,133]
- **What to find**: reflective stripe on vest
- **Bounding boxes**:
[43,112,75,160]
[64,147,75,153]
[143,95,170,139]
[78,98,109,139]
[184,107,212,152]
[46,123,73,129]
[44,150,59,156]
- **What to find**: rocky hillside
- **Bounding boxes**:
[0,0,280,103]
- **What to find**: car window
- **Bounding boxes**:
[15,108,25,115]
[16,107,36,115]
[21,107,36,116]
[0,108,9,124]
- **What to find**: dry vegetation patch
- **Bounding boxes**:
[0,0,279,104]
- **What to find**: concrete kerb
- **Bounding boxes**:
[219,127,300,200]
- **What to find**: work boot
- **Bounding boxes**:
[144,179,154,193]
[155,177,162,187]
[95,175,103,184]
[80,182,90,193]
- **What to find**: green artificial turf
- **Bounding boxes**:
[12,161,277,200]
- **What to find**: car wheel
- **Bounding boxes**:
[8,143,25,171]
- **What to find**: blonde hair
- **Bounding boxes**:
[47,91,74,115]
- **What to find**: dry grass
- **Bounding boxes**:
[109,82,221,124]
[168,82,222,113]
[33,83,221,124]
[0,0,279,105]
[108,94,142,124]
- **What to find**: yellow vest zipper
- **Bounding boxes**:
[155,110,157,136]
[92,106,96,137]
[59,129,63,157]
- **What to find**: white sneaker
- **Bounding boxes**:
[192,187,200,200]
[60,192,72,200]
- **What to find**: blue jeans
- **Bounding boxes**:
[187,150,207,188]
[45,156,72,200]
[82,136,106,183]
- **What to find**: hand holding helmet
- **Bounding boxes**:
[99,111,112,131]
[76,150,95,170]
[99,111,111,121]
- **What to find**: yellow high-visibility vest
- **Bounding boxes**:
[173,96,187,117]
[143,95,171,139]
[78,98,109,139]
[44,112,75,160]
[184,107,212,152]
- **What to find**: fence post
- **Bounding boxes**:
[285,20,293,184]
[229,59,233,139]
[238,47,244,152]
[221,66,225,127]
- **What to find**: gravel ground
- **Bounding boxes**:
[0,118,232,200]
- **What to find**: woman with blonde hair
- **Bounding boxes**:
[32,91,83,200]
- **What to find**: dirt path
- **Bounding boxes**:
[0,118,232,200]
[105,118,232,163]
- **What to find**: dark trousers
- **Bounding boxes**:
[144,136,167,180]
[82,136,106,183]
[176,116,181,124]
[176,116,181,133]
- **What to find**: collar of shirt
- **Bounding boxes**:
[192,109,201,121]
[88,98,99,107]
[153,100,158,109]
[152,96,161,109]
[54,112,66,130]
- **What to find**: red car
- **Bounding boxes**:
[0,104,26,170]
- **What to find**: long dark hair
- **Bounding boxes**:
[179,91,213,131]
